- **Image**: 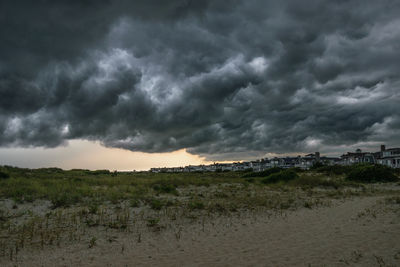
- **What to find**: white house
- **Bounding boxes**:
[379,147,400,168]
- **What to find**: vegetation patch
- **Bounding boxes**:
[243,167,283,178]
[129,197,141,208]
[385,196,400,205]
[146,218,160,227]
[146,198,174,210]
[313,164,352,176]
[288,175,342,189]
[188,200,205,210]
[262,170,299,184]
[152,180,178,195]
[346,164,398,183]
[51,192,81,208]
[0,171,9,179]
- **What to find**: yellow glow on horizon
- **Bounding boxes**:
[0,140,216,171]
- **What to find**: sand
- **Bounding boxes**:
[2,195,399,267]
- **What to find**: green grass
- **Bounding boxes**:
[0,167,244,206]
[0,165,397,208]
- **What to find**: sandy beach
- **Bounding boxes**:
[2,194,399,267]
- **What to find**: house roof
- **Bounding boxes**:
[341,152,371,158]
[385,147,400,152]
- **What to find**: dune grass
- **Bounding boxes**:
[1,165,397,207]
[0,166,245,205]
[0,164,398,261]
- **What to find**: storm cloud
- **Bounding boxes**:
[1,0,400,160]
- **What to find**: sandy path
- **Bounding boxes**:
[3,196,400,266]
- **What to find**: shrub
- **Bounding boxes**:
[0,209,5,222]
[243,167,283,178]
[188,200,205,210]
[310,162,325,169]
[147,198,174,210]
[314,165,352,175]
[346,164,398,183]
[288,175,341,188]
[245,178,255,183]
[89,237,97,248]
[149,198,163,210]
[0,171,10,179]
[262,170,299,184]
[289,167,306,173]
[130,198,140,207]
[51,192,79,208]
[88,203,99,214]
[38,168,63,173]
[152,180,178,195]
[90,170,110,175]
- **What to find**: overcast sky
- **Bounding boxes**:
[1,0,400,169]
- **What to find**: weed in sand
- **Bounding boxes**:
[89,237,97,248]
[146,218,160,227]
[188,200,205,210]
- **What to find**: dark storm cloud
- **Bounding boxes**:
[1,0,400,160]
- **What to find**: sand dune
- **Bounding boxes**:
[4,195,399,267]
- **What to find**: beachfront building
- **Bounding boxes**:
[149,152,334,173]
[339,145,400,168]
[249,161,262,171]
[232,162,251,171]
[340,149,377,165]
[377,145,400,168]
[149,145,399,172]
[296,158,314,169]
[249,159,272,171]
[320,156,342,165]
[218,163,234,171]
[270,157,283,167]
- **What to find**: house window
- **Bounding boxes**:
[393,159,396,165]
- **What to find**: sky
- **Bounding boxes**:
[1,0,400,170]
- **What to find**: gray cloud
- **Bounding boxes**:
[1,0,400,160]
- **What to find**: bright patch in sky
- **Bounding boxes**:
[0,140,209,171]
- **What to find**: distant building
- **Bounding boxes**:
[340,148,376,165]
[377,145,400,168]
[339,145,400,168]
[149,145,399,172]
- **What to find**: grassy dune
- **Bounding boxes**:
[0,165,399,263]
